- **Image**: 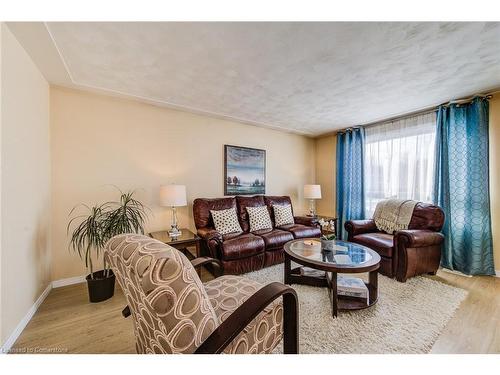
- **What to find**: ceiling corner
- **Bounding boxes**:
[6,22,73,86]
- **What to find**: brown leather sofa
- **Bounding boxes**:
[345,202,445,282]
[193,195,321,275]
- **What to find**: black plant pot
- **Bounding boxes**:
[86,270,115,303]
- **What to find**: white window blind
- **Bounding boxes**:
[364,112,437,217]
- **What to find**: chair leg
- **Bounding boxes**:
[282,292,299,354]
[122,305,131,318]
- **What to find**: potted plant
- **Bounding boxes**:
[68,190,149,303]
[320,233,337,251]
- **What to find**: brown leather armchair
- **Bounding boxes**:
[344,203,445,282]
[193,195,321,275]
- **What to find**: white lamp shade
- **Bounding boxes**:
[304,184,322,199]
[160,185,187,207]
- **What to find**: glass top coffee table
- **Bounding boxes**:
[284,238,381,318]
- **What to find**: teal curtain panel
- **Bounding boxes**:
[434,97,495,275]
[336,127,365,240]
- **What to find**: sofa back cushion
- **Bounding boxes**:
[264,196,294,226]
[236,195,266,232]
[408,202,445,232]
[193,197,236,229]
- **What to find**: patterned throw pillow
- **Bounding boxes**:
[273,204,294,226]
[246,206,273,232]
[210,207,243,235]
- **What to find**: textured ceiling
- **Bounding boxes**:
[45,22,500,135]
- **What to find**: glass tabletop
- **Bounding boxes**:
[285,239,374,267]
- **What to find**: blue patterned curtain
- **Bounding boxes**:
[434,97,495,275]
[336,128,365,240]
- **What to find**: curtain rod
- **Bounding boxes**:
[335,89,499,134]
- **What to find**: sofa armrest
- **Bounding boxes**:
[344,219,378,237]
[294,216,319,227]
[395,229,444,248]
[197,227,223,242]
[197,228,223,259]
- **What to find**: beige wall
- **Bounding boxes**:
[315,97,500,273]
[489,94,500,272]
[50,86,316,281]
[0,24,51,345]
[314,134,336,217]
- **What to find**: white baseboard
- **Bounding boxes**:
[1,283,52,354]
[51,275,85,288]
[1,275,87,354]
[443,268,500,278]
[441,268,473,278]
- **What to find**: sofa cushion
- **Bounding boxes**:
[278,224,321,239]
[246,206,273,232]
[210,207,243,235]
[252,229,293,250]
[221,233,265,261]
[273,204,294,226]
[236,196,266,232]
[203,275,283,354]
[352,232,394,258]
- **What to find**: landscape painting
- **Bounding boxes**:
[224,145,266,195]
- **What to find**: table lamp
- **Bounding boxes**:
[160,184,187,238]
[304,184,321,217]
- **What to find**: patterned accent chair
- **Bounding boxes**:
[104,234,299,354]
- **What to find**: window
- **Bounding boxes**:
[364,112,437,217]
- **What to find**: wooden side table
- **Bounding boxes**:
[149,229,201,273]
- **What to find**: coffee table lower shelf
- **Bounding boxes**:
[284,262,378,318]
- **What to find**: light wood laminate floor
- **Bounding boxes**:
[10,267,500,354]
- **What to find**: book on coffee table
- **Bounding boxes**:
[301,267,325,278]
[333,254,352,265]
[337,276,369,305]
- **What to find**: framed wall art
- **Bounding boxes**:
[224,145,266,196]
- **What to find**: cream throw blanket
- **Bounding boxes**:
[373,199,418,234]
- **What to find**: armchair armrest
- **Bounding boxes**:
[195,282,299,354]
[191,256,222,273]
[294,216,319,227]
[344,219,378,238]
[395,229,444,248]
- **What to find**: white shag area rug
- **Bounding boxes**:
[244,264,468,354]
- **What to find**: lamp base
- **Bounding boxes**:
[168,225,182,238]
[308,199,317,217]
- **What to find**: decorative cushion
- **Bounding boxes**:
[246,206,273,232]
[203,275,283,354]
[210,207,243,235]
[273,204,294,227]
